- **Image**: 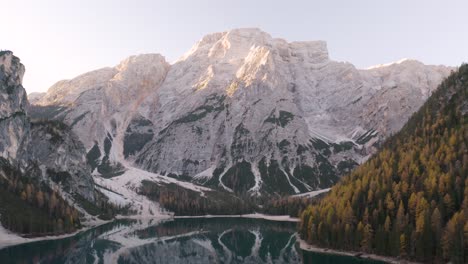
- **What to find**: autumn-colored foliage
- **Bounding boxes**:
[300,64,468,263]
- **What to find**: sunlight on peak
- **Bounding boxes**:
[366,58,415,70]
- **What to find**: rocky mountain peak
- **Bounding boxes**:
[367,58,421,69]
[28,30,454,196]
[0,51,25,83]
[178,28,329,65]
[0,51,29,160]
[161,29,330,113]
[36,53,169,108]
[114,53,169,79]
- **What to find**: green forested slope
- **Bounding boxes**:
[300,65,468,263]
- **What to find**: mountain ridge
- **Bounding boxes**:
[28,28,454,196]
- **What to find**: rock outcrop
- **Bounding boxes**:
[0,51,95,202]
[0,51,29,161]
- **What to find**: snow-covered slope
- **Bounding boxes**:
[92,166,212,217]
[30,28,453,196]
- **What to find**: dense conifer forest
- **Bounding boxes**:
[139,180,256,215]
[0,158,81,236]
[300,65,467,263]
[139,179,323,216]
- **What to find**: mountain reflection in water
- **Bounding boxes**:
[0,218,386,264]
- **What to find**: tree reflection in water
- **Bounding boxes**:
[0,218,387,263]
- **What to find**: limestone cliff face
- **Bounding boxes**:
[17,121,95,201]
[31,54,170,176]
[0,51,29,161]
[0,51,95,202]
[30,28,453,195]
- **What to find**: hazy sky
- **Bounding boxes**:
[2,0,467,93]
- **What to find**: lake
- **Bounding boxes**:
[0,218,387,263]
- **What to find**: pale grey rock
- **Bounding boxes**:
[0,51,95,202]
[17,121,95,201]
[31,29,453,195]
[0,51,29,161]
[34,54,170,173]
[27,92,46,104]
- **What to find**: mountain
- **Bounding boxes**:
[26,92,45,104]
[30,54,170,178]
[30,28,452,196]
[0,51,99,235]
[0,51,95,201]
[0,51,29,161]
[299,65,467,263]
[0,52,250,233]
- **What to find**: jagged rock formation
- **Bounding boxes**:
[31,54,169,176]
[30,28,453,195]
[0,51,95,202]
[17,121,95,201]
[0,51,29,161]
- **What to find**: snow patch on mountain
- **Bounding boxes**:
[290,188,331,198]
[93,166,213,217]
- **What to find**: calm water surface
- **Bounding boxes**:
[0,218,386,264]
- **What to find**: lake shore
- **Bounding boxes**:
[0,216,117,250]
[0,213,297,249]
[297,236,420,264]
[0,222,101,249]
[174,213,300,222]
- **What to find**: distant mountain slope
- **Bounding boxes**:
[299,64,467,263]
[29,28,453,196]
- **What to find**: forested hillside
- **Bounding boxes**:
[300,65,467,263]
[0,158,81,235]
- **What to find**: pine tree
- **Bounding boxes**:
[36,190,44,208]
[399,234,407,257]
[431,207,442,257]
[384,215,391,232]
[442,212,465,263]
[361,224,373,252]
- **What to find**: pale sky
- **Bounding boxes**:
[1,0,467,93]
